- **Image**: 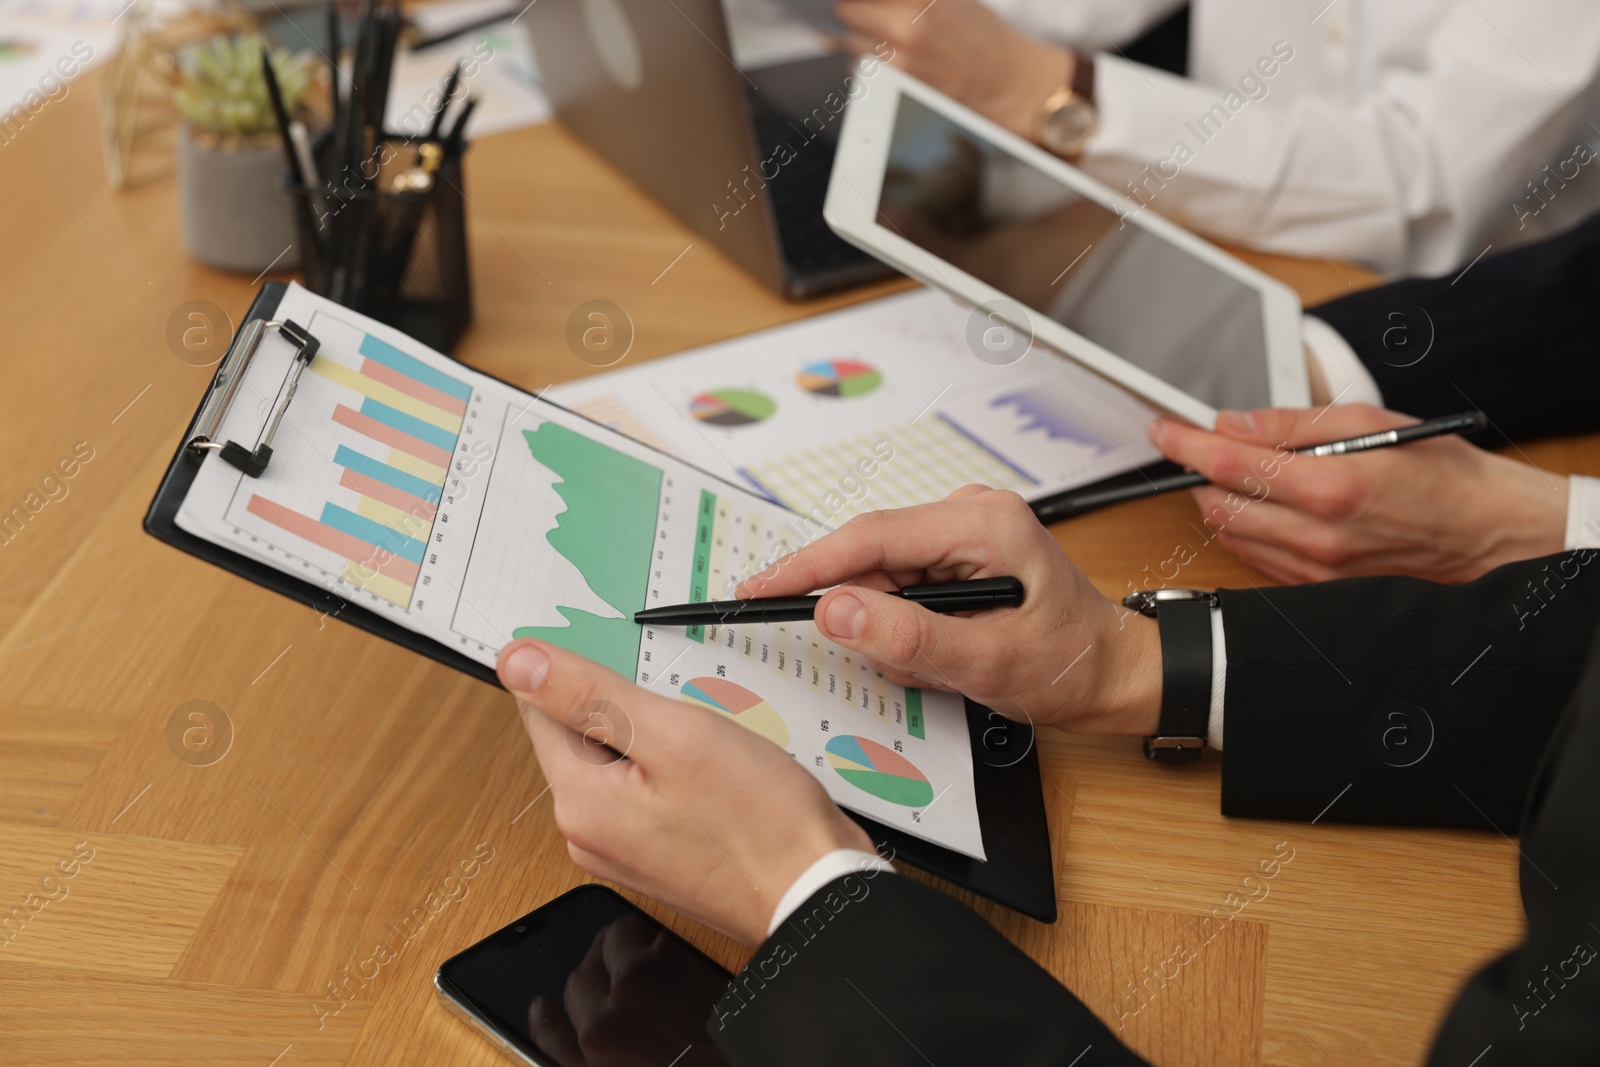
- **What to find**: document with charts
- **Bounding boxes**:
[547,287,1162,518]
[174,283,984,860]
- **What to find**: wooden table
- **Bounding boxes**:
[4,67,1599,1067]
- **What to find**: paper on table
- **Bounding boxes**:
[385,0,549,140]
[721,0,834,70]
[0,0,122,121]
[547,288,1163,520]
[173,283,986,861]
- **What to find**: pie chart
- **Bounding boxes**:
[689,389,775,427]
[825,735,935,807]
[680,677,790,748]
[798,359,882,398]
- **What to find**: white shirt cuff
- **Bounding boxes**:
[1566,475,1600,550]
[1208,607,1226,752]
[1302,316,1384,408]
[768,849,895,936]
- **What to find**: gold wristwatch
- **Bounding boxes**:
[1035,53,1097,159]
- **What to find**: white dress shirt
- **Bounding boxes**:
[984,0,1600,276]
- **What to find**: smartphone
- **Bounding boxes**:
[434,885,736,1067]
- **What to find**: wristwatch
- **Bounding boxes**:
[1035,53,1097,158]
[1123,589,1217,762]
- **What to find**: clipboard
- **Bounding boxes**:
[144,283,1058,922]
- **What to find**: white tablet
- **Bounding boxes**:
[824,63,1308,427]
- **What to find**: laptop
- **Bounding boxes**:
[527,0,894,298]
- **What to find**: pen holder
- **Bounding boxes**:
[283,133,474,356]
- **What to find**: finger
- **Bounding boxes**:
[1168,403,1416,453]
[1149,417,1287,495]
[1155,408,1407,513]
[813,584,997,685]
[527,995,583,1067]
[736,492,1005,598]
[517,690,601,788]
[1189,486,1365,569]
[498,639,689,768]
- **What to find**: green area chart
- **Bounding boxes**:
[511,422,661,678]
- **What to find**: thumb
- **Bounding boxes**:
[814,585,990,688]
[497,639,656,767]
[1212,403,1414,448]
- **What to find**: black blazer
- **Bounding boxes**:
[709,551,1600,1066]
[1311,210,1600,445]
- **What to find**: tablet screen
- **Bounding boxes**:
[879,93,1272,410]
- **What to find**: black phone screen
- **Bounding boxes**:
[437,885,735,1067]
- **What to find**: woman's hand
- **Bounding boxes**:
[1149,404,1569,584]
[498,638,873,946]
[737,486,1162,736]
[837,0,1070,139]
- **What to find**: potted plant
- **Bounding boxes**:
[173,33,310,273]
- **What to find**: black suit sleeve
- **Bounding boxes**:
[1425,628,1600,1066]
[709,871,1151,1067]
[1308,210,1600,444]
[710,625,1600,1067]
[1218,550,1600,830]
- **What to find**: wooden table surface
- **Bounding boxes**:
[4,66,1599,1067]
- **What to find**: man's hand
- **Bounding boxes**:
[837,0,1070,139]
[737,486,1162,736]
[1149,404,1569,584]
[498,639,873,946]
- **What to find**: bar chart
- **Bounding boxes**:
[228,319,472,610]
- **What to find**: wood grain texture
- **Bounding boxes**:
[2,64,1598,1067]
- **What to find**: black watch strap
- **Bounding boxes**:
[1144,598,1213,762]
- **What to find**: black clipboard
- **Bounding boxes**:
[143,283,1058,922]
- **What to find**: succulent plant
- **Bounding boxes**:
[174,34,310,144]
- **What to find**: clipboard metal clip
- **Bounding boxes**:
[188,318,321,478]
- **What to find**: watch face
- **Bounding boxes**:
[1042,101,1096,156]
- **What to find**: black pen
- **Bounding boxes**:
[407,6,518,52]
[325,0,342,121]
[426,61,464,141]
[260,52,304,185]
[1034,410,1488,523]
[634,577,1025,627]
[442,94,478,158]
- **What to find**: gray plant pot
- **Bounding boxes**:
[176,124,300,274]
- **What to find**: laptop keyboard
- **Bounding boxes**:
[749,96,881,277]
